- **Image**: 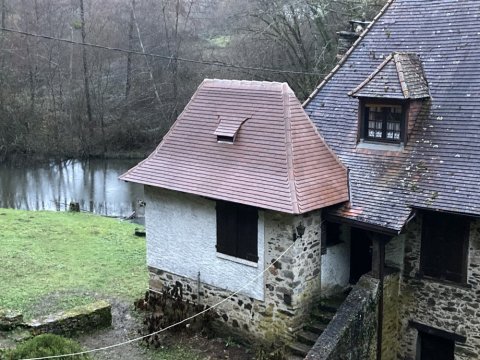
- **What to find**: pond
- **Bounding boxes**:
[0,158,145,219]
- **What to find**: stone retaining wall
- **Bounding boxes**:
[27,300,112,336]
[306,274,379,360]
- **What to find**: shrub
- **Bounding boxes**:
[135,286,218,348]
[5,334,91,360]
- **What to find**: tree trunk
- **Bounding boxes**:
[79,0,94,156]
[132,1,161,105]
[125,0,135,100]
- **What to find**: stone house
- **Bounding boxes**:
[302,0,480,359]
[121,80,351,344]
[122,0,480,359]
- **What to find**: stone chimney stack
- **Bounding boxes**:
[337,20,371,59]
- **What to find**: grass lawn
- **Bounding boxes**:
[0,209,147,319]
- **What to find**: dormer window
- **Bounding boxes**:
[350,52,429,147]
[364,102,405,143]
[214,115,250,144]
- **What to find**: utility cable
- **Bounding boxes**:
[0,27,325,77]
[20,240,297,360]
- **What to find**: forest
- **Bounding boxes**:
[0,0,385,160]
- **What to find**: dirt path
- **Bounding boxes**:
[76,300,151,360]
[76,300,254,360]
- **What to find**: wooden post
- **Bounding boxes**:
[372,236,386,360]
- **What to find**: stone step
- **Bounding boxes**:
[317,295,347,313]
[311,310,335,324]
[286,355,305,360]
[296,330,319,346]
[288,341,311,358]
[305,321,328,335]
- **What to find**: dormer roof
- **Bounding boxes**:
[213,115,250,142]
[121,79,349,214]
[349,52,429,100]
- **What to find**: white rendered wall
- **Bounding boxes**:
[145,187,265,300]
[321,224,351,297]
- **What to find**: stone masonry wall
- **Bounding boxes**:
[398,216,480,359]
[147,190,324,344]
[306,274,379,360]
[27,301,112,336]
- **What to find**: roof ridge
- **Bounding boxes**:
[282,83,300,214]
[348,53,394,96]
[302,0,396,107]
[393,53,410,98]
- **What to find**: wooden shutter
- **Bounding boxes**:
[216,201,258,262]
[421,212,470,283]
[216,201,237,257]
[443,215,469,283]
[421,213,443,279]
[237,204,258,262]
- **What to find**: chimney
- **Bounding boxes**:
[336,20,371,59]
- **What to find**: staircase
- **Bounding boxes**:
[287,293,349,359]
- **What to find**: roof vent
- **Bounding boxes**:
[217,135,235,143]
[214,116,250,144]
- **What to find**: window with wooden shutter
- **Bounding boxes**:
[420,211,470,284]
[216,200,258,262]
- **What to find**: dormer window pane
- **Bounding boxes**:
[364,103,404,143]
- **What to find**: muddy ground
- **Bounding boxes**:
[76,300,254,360]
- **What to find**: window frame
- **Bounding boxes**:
[216,200,259,263]
[419,211,470,285]
[358,98,408,144]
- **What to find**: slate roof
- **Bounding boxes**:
[121,79,349,214]
[349,52,430,99]
[304,0,480,232]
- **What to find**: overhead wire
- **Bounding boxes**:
[20,240,297,360]
[0,27,326,77]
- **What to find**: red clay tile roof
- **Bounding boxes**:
[349,52,430,100]
[121,79,349,214]
[305,0,480,232]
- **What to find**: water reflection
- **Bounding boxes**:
[0,159,144,218]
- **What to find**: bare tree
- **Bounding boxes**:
[0,0,387,161]
[125,0,135,100]
[79,0,94,156]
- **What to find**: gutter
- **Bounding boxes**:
[325,213,401,236]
